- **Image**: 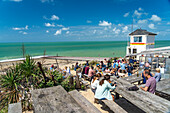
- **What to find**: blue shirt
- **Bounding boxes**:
[121,63,126,70]
[95,80,116,100]
[113,63,118,68]
[154,73,161,82]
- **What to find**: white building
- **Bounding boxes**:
[126,29,157,59]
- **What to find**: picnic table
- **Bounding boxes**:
[110,76,170,113]
[122,75,143,84]
[156,78,170,95]
[31,86,86,113]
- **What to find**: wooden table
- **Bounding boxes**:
[122,75,143,84]
[156,78,170,95]
[31,85,86,113]
[110,76,170,113]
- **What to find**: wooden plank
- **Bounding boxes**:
[156,78,170,95]
[31,85,86,113]
[113,78,170,113]
[69,90,101,113]
[102,100,127,113]
[8,102,22,113]
[123,76,143,84]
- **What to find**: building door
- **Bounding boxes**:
[133,49,137,53]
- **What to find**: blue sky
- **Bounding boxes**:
[0,0,170,42]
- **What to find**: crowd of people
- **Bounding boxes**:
[49,56,162,103]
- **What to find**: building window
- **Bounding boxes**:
[133,49,137,53]
[134,37,142,42]
[129,48,131,54]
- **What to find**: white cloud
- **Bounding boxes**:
[87,20,92,23]
[123,12,129,17]
[167,22,170,25]
[138,19,148,24]
[62,27,69,31]
[113,27,121,34]
[12,25,28,30]
[51,15,59,20]
[133,9,147,18]
[43,15,59,21]
[104,27,108,30]
[148,23,156,29]
[122,26,128,33]
[138,7,143,11]
[150,15,161,22]
[40,0,54,3]
[133,10,142,18]
[3,0,22,2]
[46,30,49,33]
[45,23,55,27]
[115,29,121,34]
[19,31,27,35]
[66,31,70,34]
[93,30,96,34]
[57,24,64,27]
[22,32,28,35]
[54,29,62,35]
[99,20,112,26]
[118,24,123,26]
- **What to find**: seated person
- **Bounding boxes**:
[99,65,105,72]
[118,62,126,73]
[74,62,79,71]
[91,73,101,94]
[50,64,55,71]
[113,61,118,68]
[140,71,156,94]
[153,68,161,82]
[94,75,116,102]
[104,67,110,73]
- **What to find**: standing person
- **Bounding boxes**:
[85,61,89,66]
[74,62,79,71]
[127,63,133,76]
[84,64,89,75]
[91,73,101,94]
[140,71,156,94]
[94,75,116,102]
[88,66,95,81]
[154,68,161,82]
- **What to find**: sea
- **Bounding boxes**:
[0,41,170,61]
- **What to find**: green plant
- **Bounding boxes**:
[0,65,22,110]
[89,60,99,66]
[20,55,36,83]
[61,76,75,92]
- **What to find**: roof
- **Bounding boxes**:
[129,29,157,36]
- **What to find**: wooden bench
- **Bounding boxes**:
[31,85,86,113]
[110,76,170,113]
[69,90,101,113]
[8,102,22,113]
[102,100,127,113]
